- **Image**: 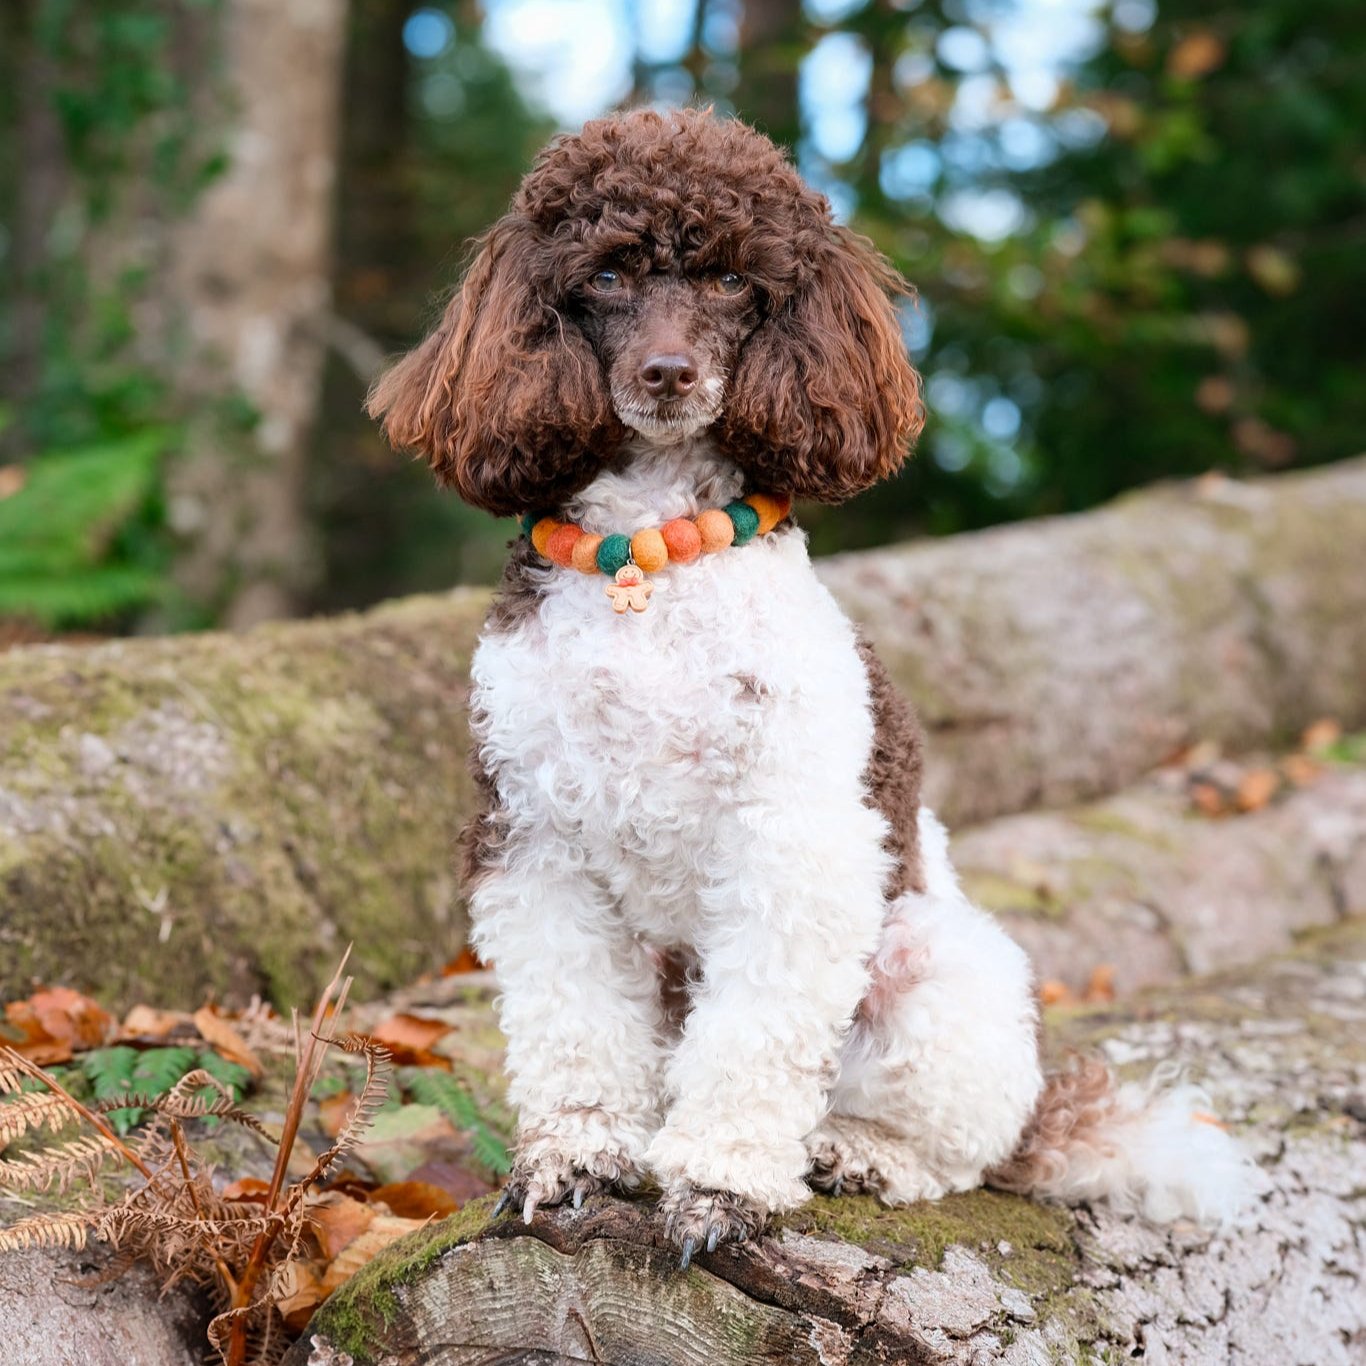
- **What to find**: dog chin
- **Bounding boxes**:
[619,412,711,445]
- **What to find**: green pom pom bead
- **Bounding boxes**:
[520,513,538,537]
[596,533,632,575]
[724,500,761,546]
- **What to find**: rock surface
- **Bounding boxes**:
[287,920,1366,1366]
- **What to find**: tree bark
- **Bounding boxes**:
[737,0,804,151]
[166,0,350,628]
[1,461,1363,1007]
[285,919,1366,1366]
[0,1247,206,1366]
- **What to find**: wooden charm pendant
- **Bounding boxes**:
[605,564,655,614]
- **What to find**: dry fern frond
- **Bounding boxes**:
[92,1089,274,1140]
[208,1301,290,1366]
[0,1210,92,1253]
[0,1090,81,1145]
[0,1133,118,1193]
[288,1033,391,1199]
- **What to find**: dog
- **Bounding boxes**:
[369,108,1250,1260]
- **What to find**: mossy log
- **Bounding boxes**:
[287,920,1366,1366]
[3,459,1365,1007]
[957,757,1366,996]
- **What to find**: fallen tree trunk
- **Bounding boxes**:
[822,458,1366,825]
[956,758,1366,996]
[287,919,1366,1366]
[3,460,1364,1006]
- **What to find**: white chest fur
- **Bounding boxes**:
[469,525,882,941]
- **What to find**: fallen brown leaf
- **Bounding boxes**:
[1083,964,1116,1004]
[2,987,117,1064]
[274,1258,326,1333]
[221,1177,270,1204]
[369,1012,454,1067]
[440,947,485,976]
[193,1005,263,1077]
[1039,980,1074,1007]
[1234,767,1280,813]
[1302,718,1342,754]
[0,466,25,500]
[1189,779,1229,818]
[319,1215,429,1295]
[1280,753,1321,788]
[318,1091,358,1139]
[369,1181,459,1220]
[120,1004,192,1041]
[306,1191,377,1262]
[405,1157,496,1205]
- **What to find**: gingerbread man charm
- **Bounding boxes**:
[605,563,654,614]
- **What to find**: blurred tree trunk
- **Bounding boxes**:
[0,1,66,445]
[738,0,803,151]
[167,0,350,628]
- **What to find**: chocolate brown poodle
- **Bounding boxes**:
[370,108,1248,1263]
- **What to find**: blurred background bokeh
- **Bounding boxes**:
[1,0,1361,636]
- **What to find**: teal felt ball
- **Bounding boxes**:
[724,500,761,546]
[596,533,632,575]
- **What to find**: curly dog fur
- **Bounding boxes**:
[371,108,1251,1254]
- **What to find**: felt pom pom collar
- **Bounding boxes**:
[522,492,792,614]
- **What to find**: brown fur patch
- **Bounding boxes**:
[486,536,552,633]
[856,636,925,899]
[986,1052,1117,1194]
[458,699,508,892]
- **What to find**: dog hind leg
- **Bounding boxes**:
[812,810,1045,1205]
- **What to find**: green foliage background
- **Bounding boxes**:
[2,0,1361,628]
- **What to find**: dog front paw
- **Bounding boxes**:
[659,1182,766,1268]
[493,1142,642,1224]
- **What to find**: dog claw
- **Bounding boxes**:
[706,1226,720,1254]
[492,1189,514,1219]
[679,1236,697,1271]
[522,1194,538,1225]
[572,1185,585,1210]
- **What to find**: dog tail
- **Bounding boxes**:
[986,1053,1254,1226]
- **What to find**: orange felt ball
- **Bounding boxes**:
[630,528,669,573]
[744,492,792,535]
[530,517,561,556]
[545,523,583,566]
[660,517,702,564]
[571,533,604,574]
[695,508,735,553]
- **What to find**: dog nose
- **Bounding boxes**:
[638,354,699,400]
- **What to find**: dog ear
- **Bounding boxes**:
[367,217,622,516]
[718,226,924,502]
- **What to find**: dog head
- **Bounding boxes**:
[368,108,924,516]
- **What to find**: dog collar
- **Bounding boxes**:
[521,492,792,615]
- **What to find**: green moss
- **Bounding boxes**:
[782,1188,1076,1273]
[1069,806,1176,850]
[309,1196,497,1364]
[0,591,492,1009]
[959,871,1058,919]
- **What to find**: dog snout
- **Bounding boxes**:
[638,354,699,401]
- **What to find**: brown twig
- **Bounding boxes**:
[224,947,352,1366]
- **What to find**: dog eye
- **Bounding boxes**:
[589,269,624,294]
[715,272,747,295]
